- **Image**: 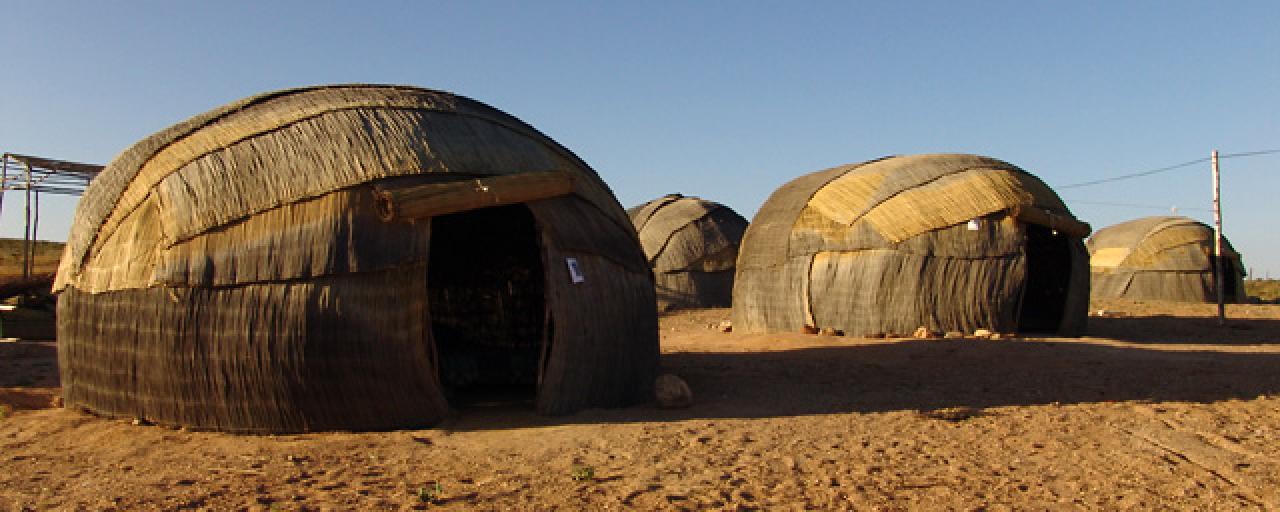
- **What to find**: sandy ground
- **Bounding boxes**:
[3,300,1280,510]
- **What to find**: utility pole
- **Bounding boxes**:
[1212,150,1225,325]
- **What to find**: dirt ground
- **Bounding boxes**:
[3,300,1280,510]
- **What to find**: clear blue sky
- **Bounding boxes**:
[3,1,1278,274]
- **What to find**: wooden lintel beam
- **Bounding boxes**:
[1010,205,1091,238]
[374,170,575,222]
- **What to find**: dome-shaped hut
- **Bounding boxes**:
[54,85,659,433]
[732,154,1091,336]
[627,194,748,311]
[1087,216,1245,302]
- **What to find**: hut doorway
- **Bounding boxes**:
[427,204,547,407]
[1018,224,1072,332]
[1210,254,1240,300]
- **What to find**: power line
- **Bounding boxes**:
[1064,198,1211,212]
[1055,148,1280,190]
[1057,157,1208,189]
[1221,148,1280,159]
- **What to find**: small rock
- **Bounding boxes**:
[655,374,693,409]
[988,333,1003,340]
[717,321,733,333]
[818,327,844,336]
[973,328,993,338]
[943,331,965,339]
[131,418,152,426]
[800,324,820,335]
[912,326,932,338]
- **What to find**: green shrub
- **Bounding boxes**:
[570,465,595,482]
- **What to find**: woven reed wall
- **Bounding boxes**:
[57,269,446,433]
[532,197,658,413]
[628,194,748,311]
[1088,216,1246,302]
[56,85,658,432]
[732,154,1089,335]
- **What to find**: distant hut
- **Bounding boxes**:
[1087,216,1245,303]
[732,154,1091,336]
[54,85,659,433]
[627,194,748,311]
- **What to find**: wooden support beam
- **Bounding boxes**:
[374,170,575,222]
[1009,205,1091,239]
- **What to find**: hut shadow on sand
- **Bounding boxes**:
[9,316,1280,432]
[1085,314,1280,345]
[442,325,1280,432]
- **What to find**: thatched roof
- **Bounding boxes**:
[732,153,1090,336]
[1088,216,1245,302]
[55,85,636,293]
[56,85,658,433]
[627,194,748,310]
[1088,216,1239,271]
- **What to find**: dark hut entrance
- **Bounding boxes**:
[1018,224,1072,332]
[1210,254,1240,299]
[427,204,546,407]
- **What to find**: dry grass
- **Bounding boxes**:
[1246,279,1280,302]
[0,239,63,277]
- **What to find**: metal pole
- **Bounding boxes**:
[22,161,32,279]
[30,189,40,273]
[1212,150,1225,325]
[0,155,8,225]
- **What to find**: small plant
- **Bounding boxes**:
[417,482,443,504]
[0,405,10,420]
[570,464,596,482]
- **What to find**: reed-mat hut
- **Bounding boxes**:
[732,154,1091,336]
[1088,216,1245,303]
[627,194,747,311]
[54,85,659,433]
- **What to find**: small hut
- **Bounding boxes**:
[1088,216,1245,302]
[627,194,748,311]
[54,85,659,433]
[732,154,1091,336]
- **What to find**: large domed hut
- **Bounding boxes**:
[1087,216,1245,303]
[732,154,1092,337]
[54,85,659,433]
[627,194,748,311]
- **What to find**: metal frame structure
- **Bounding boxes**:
[1,152,102,278]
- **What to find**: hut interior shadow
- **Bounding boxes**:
[1018,224,1071,332]
[1210,254,1241,299]
[427,204,545,408]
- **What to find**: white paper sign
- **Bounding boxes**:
[565,257,585,284]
